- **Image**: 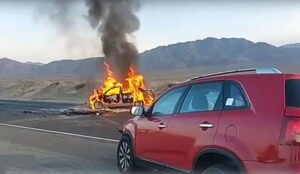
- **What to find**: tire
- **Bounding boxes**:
[94,101,104,110]
[202,164,239,174]
[117,136,136,174]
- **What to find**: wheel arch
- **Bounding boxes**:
[122,131,133,142]
[192,148,246,174]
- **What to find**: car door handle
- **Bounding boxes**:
[199,123,214,129]
[158,123,167,129]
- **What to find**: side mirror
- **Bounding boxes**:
[130,106,144,117]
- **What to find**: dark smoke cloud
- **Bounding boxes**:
[85,0,140,81]
[86,0,105,28]
[48,0,74,33]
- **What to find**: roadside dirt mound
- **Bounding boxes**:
[0,80,97,102]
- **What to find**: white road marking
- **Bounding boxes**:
[0,123,119,143]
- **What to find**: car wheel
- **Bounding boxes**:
[94,101,104,110]
[202,164,239,174]
[117,136,136,174]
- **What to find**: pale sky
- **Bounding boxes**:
[0,0,300,63]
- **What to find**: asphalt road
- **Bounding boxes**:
[0,100,130,139]
[0,99,77,111]
[0,125,119,174]
[0,100,134,174]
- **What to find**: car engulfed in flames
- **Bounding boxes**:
[89,63,155,110]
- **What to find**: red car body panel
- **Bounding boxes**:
[122,73,300,174]
[286,107,300,117]
[135,115,172,163]
[164,111,222,169]
[214,75,285,162]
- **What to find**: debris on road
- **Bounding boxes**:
[22,104,130,117]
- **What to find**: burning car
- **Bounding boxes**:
[89,63,154,110]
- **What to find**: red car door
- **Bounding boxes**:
[163,82,223,171]
[135,86,187,164]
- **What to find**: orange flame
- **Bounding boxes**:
[101,62,122,96]
[123,67,154,106]
[89,62,154,110]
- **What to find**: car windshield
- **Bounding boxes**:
[286,80,300,107]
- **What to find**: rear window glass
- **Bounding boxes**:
[224,82,248,109]
[286,80,300,107]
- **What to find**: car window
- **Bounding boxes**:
[224,82,247,109]
[286,80,300,107]
[151,87,187,116]
[180,82,223,113]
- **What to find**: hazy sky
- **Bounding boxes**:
[0,0,300,63]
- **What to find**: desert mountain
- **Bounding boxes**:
[281,43,300,49]
[139,38,300,72]
[1,37,300,79]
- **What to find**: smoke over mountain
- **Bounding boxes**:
[85,0,140,81]
[5,0,140,79]
[43,0,75,34]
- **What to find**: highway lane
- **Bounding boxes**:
[0,99,80,123]
[0,100,160,174]
[0,124,119,174]
[0,100,123,173]
[0,100,129,139]
[0,99,78,112]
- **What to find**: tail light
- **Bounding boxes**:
[281,117,300,145]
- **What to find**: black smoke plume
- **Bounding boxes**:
[85,0,140,81]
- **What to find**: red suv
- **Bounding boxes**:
[117,68,300,174]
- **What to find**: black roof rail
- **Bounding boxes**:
[189,67,281,81]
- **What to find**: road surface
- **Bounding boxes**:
[0,100,138,174]
[0,100,129,139]
[0,124,118,174]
